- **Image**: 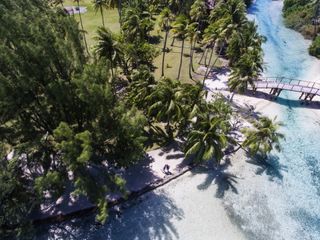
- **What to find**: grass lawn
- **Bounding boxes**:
[62,1,223,83]
[63,0,120,49]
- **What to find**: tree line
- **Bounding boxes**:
[0,0,284,238]
[283,0,320,58]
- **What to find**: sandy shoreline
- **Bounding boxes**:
[35,63,320,239]
[34,70,285,240]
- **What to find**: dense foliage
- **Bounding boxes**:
[309,35,320,58]
[0,0,146,236]
[283,0,320,58]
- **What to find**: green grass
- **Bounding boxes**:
[62,1,222,83]
[154,39,201,84]
[64,0,120,49]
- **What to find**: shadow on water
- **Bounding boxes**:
[290,208,320,238]
[36,191,184,240]
[194,159,239,198]
[246,90,320,110]
[305,155,320,196]
[246,154,288,181]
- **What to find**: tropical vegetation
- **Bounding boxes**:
[283,0,320,59]
[0,0,284,238]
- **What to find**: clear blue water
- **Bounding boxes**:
[36,1,320,239]
[242,0,320,239]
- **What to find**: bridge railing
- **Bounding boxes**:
[257,77,320,90]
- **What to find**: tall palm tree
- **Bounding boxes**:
[227,21,265,67]
[207,0,247,50]
[227,23,264,93]
[106,0,123,21]
[93,0,108,27]
[190,0,209,32]
[121,1,153,42]
[242,117,285,158]
[228,50,263,93]
[171,15,189,80]
[74,0,89,54]
[95,27,123,78]
[159,8,174,77]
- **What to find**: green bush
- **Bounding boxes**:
[309,36,320,58]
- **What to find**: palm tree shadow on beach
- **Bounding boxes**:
[37,191,184,240]
[195,159,239,199]
[246,154,288,181]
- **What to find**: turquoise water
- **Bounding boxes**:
[242,0,320,239]
[36,1,320,239]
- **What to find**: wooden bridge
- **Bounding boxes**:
[252,77,320,101]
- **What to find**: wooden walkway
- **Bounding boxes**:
[252,77,320,101]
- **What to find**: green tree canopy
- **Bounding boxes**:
[0,0,146,235]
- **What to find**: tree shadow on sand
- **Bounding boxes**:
[36,191,184,240]
[194,159,239,199]
[246,154,288,181]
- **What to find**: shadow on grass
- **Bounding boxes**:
[246,154,288,181]
[194,159,239,199]
[148,35,162,45]
[36,191,184,240]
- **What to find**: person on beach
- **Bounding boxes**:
[163,164,171,175]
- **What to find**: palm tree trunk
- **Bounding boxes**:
[161,29,169,77]
[199,47,206,64]
[100,6,105,27]
[110,60,114,78]
[118,0,122,23]
[191,39,197,72]
[171,37,175,47]
[202,47,214,86]
[177,38,185,80]
[76,1,89,55]
[189,38,193,79]
[204,47,209,66]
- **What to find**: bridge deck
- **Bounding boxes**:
[253,77,320,96]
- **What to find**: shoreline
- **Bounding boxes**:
[31,143,195,225]
[33,67,320,226]
[33,163,198,225]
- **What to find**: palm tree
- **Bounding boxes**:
[184,113,229,166]
[94,27,123,78]
[171,15,189,80]
[146,78,184,141]
[228,25,264,93]
[207,0,247,51]
[242,117,285,159]
[228,51,262,93]
[127,65,156,110]
[106,0,122,20]
[159,8,174,77]
[121,1,153,42]
[93,0,108,27]
[189,0,210,77]
[74,0,89,54]
[227,21,265,67]
[190,0,209,32]
[186,22,199,79]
